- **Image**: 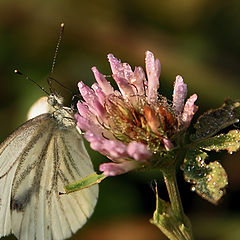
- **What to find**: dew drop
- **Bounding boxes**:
[191,186,196,192]
[196,156,202,161]
[200,160,205,166]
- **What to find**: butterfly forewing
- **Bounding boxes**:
[0,98,98,240]
[0,114,50,237]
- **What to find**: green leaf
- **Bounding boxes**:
[192,99,240,140]
[64,173,106,194]
[182,149,228,204]
[197,130,240,153]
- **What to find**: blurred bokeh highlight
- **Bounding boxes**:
[0,1,240,240]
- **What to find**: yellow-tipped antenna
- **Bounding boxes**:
[48,22,65,93]
[50,22,64,76]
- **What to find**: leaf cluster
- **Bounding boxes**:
[182,99,240,203]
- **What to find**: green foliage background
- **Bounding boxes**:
[0,1,240,239]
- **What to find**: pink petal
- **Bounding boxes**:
[76,102,92,118]
[99,161,139,176]
[122,62,134,80]
[92,67,114,95]
[84,132,107,154]
[182,94,198,128]
[131,66,146,95]
[172,75,187,115]
[162,138,174,151]
[92,83,106,105]
[103,140,129,159]
[108,54,125,78]
[145,51,161,102]
[85,132,129,160]
[92,99,107,122]
[112,75,135,99]
[78,81,98,107]
[77,102,105,127]
[78,81,106,120]
[127,141,152,162]
[108,54,136,81]
[76,116,101,133]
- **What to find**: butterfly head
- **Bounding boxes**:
[27,94,76,128]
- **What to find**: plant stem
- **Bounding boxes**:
[162,169,185,222]
[150,167,194,240]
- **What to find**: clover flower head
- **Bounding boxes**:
[76,51,198,176]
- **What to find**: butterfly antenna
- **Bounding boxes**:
[48,76,73,94]
[48,22,65,93]
[14,69,50,95]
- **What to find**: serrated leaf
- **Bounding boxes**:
[197,129,240,153]
[182,149,228,204]
[192,99,240,140]
[64,173,106,194]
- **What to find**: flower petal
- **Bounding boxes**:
[182,93,198,128]
[145,51,161,102]
[162,138,174,151]
[103,140,129,159]
[85,132,129,160]
[76,116,102,134]
[112,74,135,99]
[122,62,134,80]
[108,54,125,78]
[76,102,93,118]
[78,81,106,120]
[92,67,114,95]
[92,83,106,105]
[78,81,98,107]
[99,161,139,176]
[131,66,146,95]
[127,141,152,161]
[173,75,187,115]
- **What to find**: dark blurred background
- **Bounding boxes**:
[0,1,240,240]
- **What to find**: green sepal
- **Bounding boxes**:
[197,129,240,153]
[182,149,228,204]
[192,99,240,141]
[64,173,106,194]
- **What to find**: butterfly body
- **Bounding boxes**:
[0,95,98,240]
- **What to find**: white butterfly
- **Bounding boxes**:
[0,93,98,240]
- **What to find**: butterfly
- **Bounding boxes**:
[0,91,98,240]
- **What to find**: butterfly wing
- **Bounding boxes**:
[0,113,98,240]
[0,114,50,237]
